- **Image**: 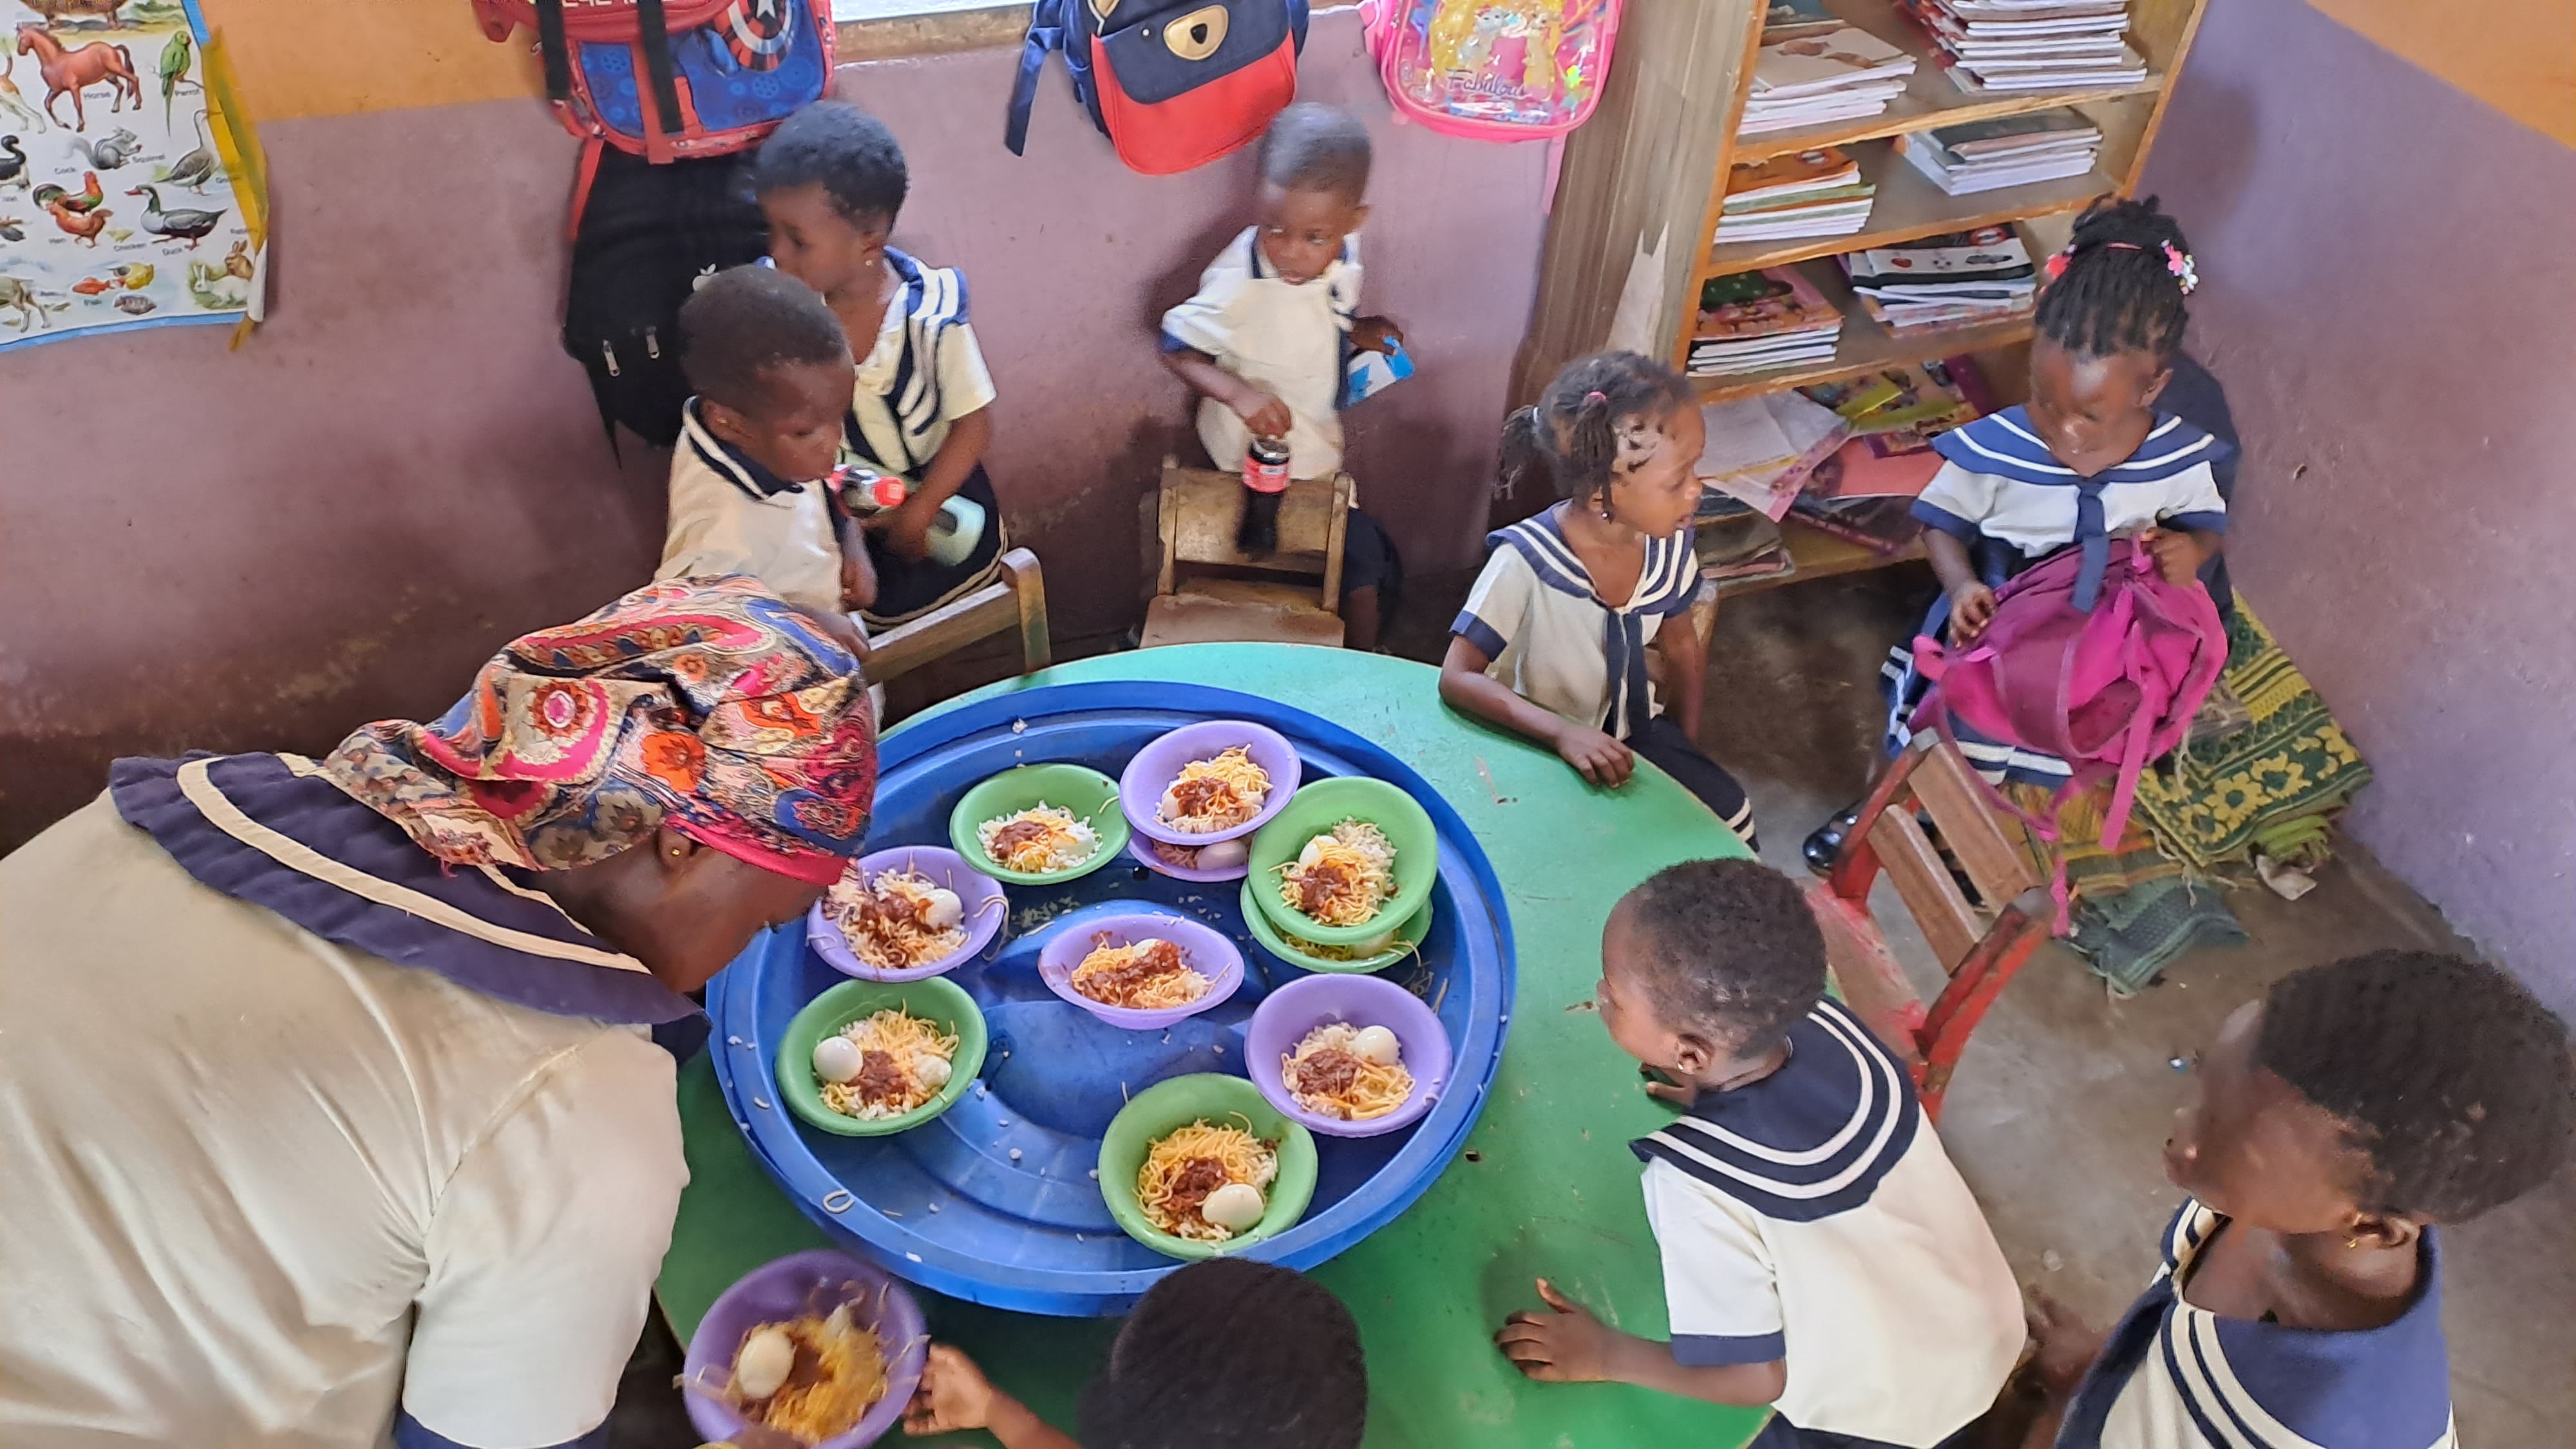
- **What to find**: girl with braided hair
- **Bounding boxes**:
[1441,350,1759,848]
[2025,950,2574,1447]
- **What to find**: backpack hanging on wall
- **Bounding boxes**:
[473,0,837,161]
[1006,0,1310,176]
[1360,0,1623,142]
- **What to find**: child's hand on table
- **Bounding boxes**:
[1947,580,1999,645]
[1495,1278,1615,1382]
[1349,316,1405,355]
[1229,385,1294,441]
[1556,726,1635,788]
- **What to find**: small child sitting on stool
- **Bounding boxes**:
[1160,102,1403,651]
[655,265,876,623]
[1496,859,2025,1448]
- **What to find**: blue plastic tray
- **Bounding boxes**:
[706,682,1516,1316]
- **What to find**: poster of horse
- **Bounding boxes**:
[1,0,263,350]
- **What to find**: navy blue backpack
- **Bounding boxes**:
[1006,0,1310,175]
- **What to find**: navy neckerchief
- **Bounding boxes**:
[679,397,802,502]
[1486,507,1699,741]
[1931,407,2230,611]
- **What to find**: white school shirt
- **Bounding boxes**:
[1632,999,2025,1448]
[1911,408,2230,560]
[656,399,844,616]
[1160,226,1359,482]
[2060,1202,2458,1449]
[1450,509,1700,742]
[0,788,687,1449]
[842,250,998,482]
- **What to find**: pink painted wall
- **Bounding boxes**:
[2139,0,2576,1014]
[0,12,1549,849]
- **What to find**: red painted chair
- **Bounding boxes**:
[1806,730,2054,1121]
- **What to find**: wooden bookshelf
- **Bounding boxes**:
[1513,0,2211,596]
[1718,521,1929,598]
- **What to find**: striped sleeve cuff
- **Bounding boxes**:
[1450,612,1508,659]
[2162,510,2228,533]
[1909,499,1980,542]
[1671,1331,1786,1367]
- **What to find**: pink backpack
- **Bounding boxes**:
[1360,0,1624,142]
[1911,536,2227,853]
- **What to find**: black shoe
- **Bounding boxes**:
[1803,804,1862,876]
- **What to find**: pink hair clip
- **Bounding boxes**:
[2161,241,2199,294]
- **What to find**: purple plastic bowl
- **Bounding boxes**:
[1036,909,1244,1030]
[682,1248,929,1449]
[1246,972,1452,1139]
[1119,721,1302,846]
[1125,833,1251,884]
[808,847,1009,983]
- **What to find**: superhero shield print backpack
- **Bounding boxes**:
[1006,0,1311,175]
[472,0,836,162]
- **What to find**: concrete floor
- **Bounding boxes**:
[1396,564,2576,1447]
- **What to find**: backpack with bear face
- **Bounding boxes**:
[1005,0,1310,176]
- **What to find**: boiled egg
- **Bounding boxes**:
[733,1325,797,1399]
[913,1052,952,1089]
[1297,833,1332,869]
[1195,837,1250,871]
[812,1035,866,1084]
[1201,1181,1267,1231]
[1159,784,1189,820]
[918,886,964,931]
[1351,1025,1403,1066]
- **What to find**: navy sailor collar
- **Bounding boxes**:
[1486,506,1700,616]
[1931,405,2233,486]
[681,397,804,502]
[1630,998,1920,1222]
[110,752,699,1025]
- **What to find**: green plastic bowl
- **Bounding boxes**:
[1239,877,1433,974]
[1098,1074,1318,1260]
[947,763,1130,886]
[1245,776,1439,947]
[777,977,989,1137]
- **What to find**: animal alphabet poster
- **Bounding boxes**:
[2,0,263,350]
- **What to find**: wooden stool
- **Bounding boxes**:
[1141,459,1351,649]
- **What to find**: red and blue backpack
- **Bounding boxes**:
[472,0,836,162]
[1006,0,1310,176]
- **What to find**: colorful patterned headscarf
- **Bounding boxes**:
[317,576,876,884]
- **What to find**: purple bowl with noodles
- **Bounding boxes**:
[809,846,1009,983]
[1246,972,1450,1139]
[682,1248,928,1449]
[1036,909,1244,1031]
[1119,720,1302,847]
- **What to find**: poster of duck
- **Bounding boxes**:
[1,0,265,350]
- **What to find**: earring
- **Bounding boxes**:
[2344,1235,2363,1249]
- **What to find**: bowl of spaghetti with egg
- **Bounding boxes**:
[777,977,988,1138]
[1246,972,1450,1138]
[1035,909,1244,1030]
[682,1248,927,1449]
[1246,777,1439,948]
[810,847,1007,983]
[1119,720,1302,846]
[1098,1074,1318,1260]
[948,763,1129,886]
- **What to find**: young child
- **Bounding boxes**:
[1806,196,2232,867]
[1160,102,1403,651]
[751,102,1008,630]
[898,1258,1367,1449]
[2026,950,2573,1448]
[1495,858,2025,1448]
[1441,351,1757,848]
[655,265,875,621]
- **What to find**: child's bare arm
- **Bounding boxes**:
[1495,1278,1786,1408]
[1650,611,1707,741]
[838,514,879,612]
[1441,636,1633,787]
[902,1343,1081,1449]
[874,406,992,563]
[1162,347,1292,439]
[1924,530,1996,643]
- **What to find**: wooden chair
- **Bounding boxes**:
[1806,728,2053,1121]
[1141,459,1351,649]
[862,547,1052,685]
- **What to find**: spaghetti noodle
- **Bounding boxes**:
[1068,934,1211,1010]
[976,804,1101,874]
[817,1009,960,1119]
[1277,819,1396,928]
[826,866,971,971]
[1280,1023,1414,1121]
[726,1303,890,1444]
[1156,745,1272,833]
[1135,1115,1279,1242]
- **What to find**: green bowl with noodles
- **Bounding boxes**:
[1245,777,1439,947]
[777,977,989,1138]
[948,763,1130,886]
[1098,1074,1318,1260]
[1238,878,1434,974]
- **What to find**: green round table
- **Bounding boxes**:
[656,644,1763,1448]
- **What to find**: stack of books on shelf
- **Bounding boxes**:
[1716,147,1877,244]
[1689,269,1846,377]
[1739,24,1918,135]
[1784,356,1998,552]
[1902,0,2146,93]
[1894,109,2103,194]
[1839,227,2036,333]
[1695,388,1849,520]
[1762,0,1845,40]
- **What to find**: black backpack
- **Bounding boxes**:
[562,144,769,450]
